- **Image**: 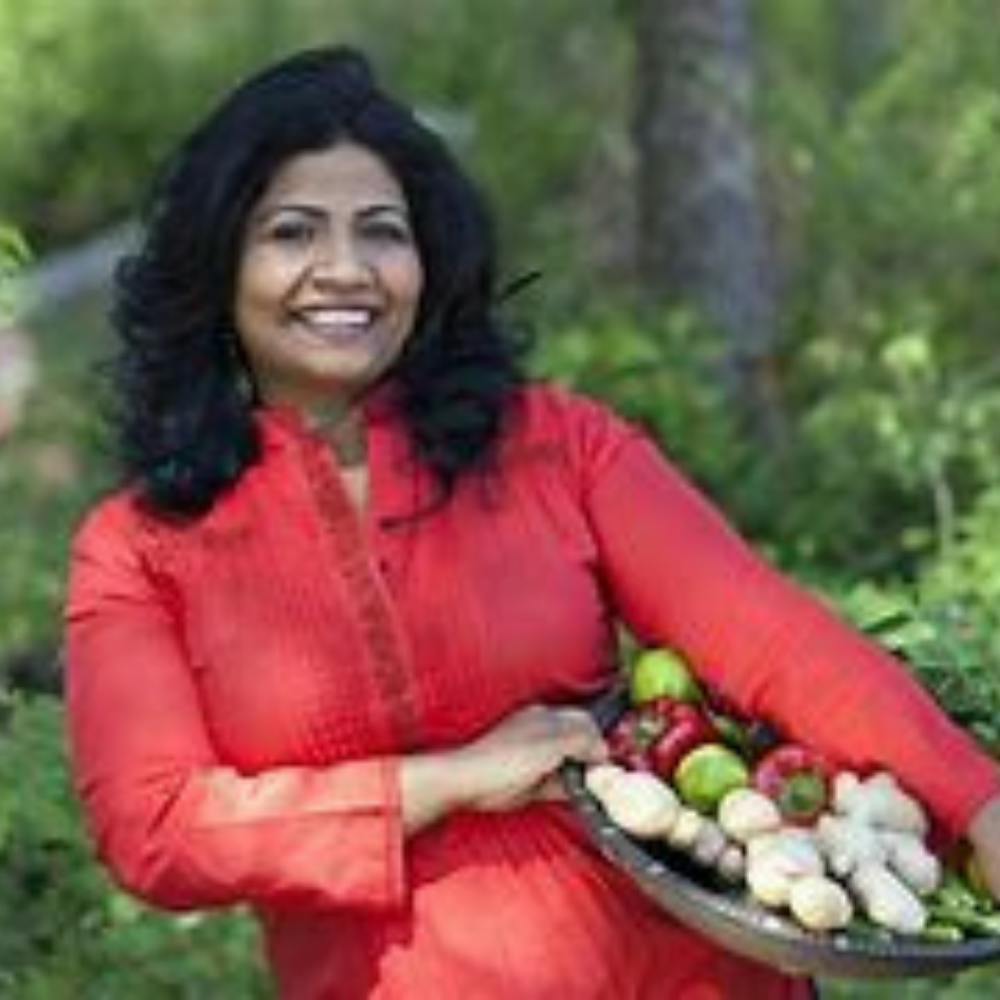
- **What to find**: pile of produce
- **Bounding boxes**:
[584,647,1000,941]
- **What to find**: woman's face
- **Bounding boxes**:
[234,141,424,411]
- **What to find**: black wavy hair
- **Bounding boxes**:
[112,45,528,517]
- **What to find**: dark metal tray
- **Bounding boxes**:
[561,688,1000,979]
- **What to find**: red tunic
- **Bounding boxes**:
[65,386,1000,999]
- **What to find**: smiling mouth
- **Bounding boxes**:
[291,307,378,342]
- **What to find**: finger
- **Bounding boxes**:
[552,708,609,763]
[533,773,569,803]
[553,706,600,731]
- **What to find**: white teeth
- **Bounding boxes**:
[299,308,372,327]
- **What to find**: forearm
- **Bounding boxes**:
[84,749,464,912]
[78,756,407,913]
[399,750,472,836]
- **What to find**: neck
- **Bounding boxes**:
[304,402,367,467]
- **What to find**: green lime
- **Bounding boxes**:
[630,647,702,705]
[674,743,750,814]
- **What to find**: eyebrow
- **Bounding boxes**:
[252,202,411,226]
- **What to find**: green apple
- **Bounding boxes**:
[630,647,702,705]
[674,743,751,814]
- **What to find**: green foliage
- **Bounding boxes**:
[814,470,1000,781]
[0,693,268,997]
[0,0,627,275]
[0,222,30,317]
[746,0,1000,571]
[776,318,1000,572]
[821,965,999,1000]
[534,307,749,493]
[0,297,111,665]
[761,0,1000,335]
[353,0,628,306]
[835,574,1000,759]
[0,0,359,248]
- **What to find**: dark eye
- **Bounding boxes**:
[266,219,315,244]
[361,218,412,244]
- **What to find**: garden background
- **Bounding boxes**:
[1,1,999,996]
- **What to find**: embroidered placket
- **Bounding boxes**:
[295,430,423,751]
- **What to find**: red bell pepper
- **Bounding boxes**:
[752,744,832,824]
[608,698,716,776]
[607,705,663,771]
[648,702,718,780]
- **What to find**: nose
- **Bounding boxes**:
[308,233,371,288]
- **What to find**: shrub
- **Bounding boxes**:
[0,693,268,996]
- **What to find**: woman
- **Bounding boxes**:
[66,47,1000,999]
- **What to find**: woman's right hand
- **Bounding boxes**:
[968,793,1000,904]
[400,703,607,835]
[451,703,608,813]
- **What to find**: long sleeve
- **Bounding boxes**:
[574,404,1000,837]
[64,497,406,913]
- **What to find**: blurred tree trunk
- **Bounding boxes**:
[633,0,783,446]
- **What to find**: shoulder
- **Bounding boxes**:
[65,491,163,613]
[508,382,633,435]
[70,488,173,565]
[506,382,644,475]
[72,489,141,544]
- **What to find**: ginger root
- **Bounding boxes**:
[850,861,927,935]
[833,771,928,836]
[815,813,888,878]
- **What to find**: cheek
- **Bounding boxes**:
[236,251,296,315]
[234,259,264,324]
[393,256,424,315]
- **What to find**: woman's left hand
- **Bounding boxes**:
[968,793,1000,903]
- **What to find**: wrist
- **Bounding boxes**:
[400,749,472,835]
